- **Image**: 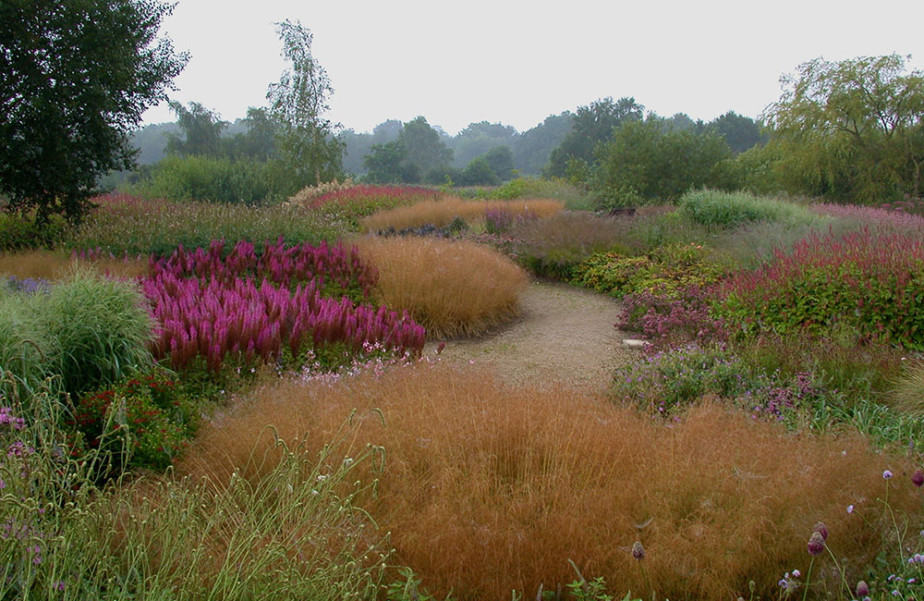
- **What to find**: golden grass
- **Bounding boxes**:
[178,363,923,601]
[888,358,924,415]
[354,236,528,339]
[360,197,563,232]
[0,250,148,281]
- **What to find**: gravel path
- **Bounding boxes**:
[423,280,639,393]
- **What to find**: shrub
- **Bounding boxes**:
[0,210,69,251]
[717,228,924,349]
[618,285,728,352]
[355,236,528,339]
[178,363,923,601]
[679,189,817,229]
[573,242,725,299]
[69,368,195,475]
[486,177,591,209]
[130,154,274,204]
[31,268,155,398]
[67,193,343,257]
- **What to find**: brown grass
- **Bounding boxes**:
[354,236,528,339]
[178,364,923,601]
[0,250,148,280]
[360,197,563,232]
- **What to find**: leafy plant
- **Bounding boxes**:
[679,188,816,230]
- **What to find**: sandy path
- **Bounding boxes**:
[423,280,639,393]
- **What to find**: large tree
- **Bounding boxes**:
[764,54,924,202]
[546,97,644,178]
[165,101,227,157]
[267,19,343,187]
[0,0,187,223]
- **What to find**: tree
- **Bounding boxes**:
[0,0,187,223]
[267,19,343,187]
[363,140,419,184]
[483,146,515,181]
[546,97,644,177]
[399,116,453,178]
[764,54,924,202]
[512,111,572,175]
[591,118,730,207]
[708,111,766,154]
[165,101,227,157]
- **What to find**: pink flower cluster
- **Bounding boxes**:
[307,185,439,210]
[142,239,425,371]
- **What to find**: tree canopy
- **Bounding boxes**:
[764,54,924,202]
[0,0,187,223]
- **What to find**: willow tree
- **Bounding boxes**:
[764,54,924,202]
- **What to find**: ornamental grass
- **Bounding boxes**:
[354,236,528,339]
[178,363,923,601]
[359,197,563,232]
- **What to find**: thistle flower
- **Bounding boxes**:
[631,541,645,560]
[812,521,828,541]
[912,469,924,487]
[856,580,870,597]
[883,469,894,480]
[807,531,825,556]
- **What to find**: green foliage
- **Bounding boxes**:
[70,368,195,474]
[546,97,645,178]
[0,0,187,223]
[0,400,391,600]
[68,194,342,256]
[764,54,924,203]
[165,101,228,157]
[708,142,786,195]
[573,242,725,298]
[0,288,59,405]
[0,210,68,251]
[591,118,731,208]
[707,110,767,154]
[678,188,817,229]
[31,268,154,397]
[131,154,275,204]
[457,156,500,186]
[268,19,345,188]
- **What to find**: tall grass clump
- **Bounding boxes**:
[510,211,638,280]
[718,228,924,349]
[0,394,389,600]
[0,249,148,281]
[360,198,562,233]
[31,267,155,398]
[482,176,591,209]
[355,236,528,338]
[179,363,923,601]
[679,189,817,230]
[67,193,343,256]
[287,184,441,229]
[0,288,58,404]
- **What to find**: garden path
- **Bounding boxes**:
[423,280,639,394]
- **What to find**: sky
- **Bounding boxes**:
[141,0,924,135]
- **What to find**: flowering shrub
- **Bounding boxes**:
[611,344,831,420]
[717,228,924,349]
[618,285,728,352]
[69,368,195,473]
[573,243,725,299]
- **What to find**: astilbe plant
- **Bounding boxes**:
[142,240,425,372]
[150,238,378,301]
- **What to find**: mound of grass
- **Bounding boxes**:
[179,363,923,601]
[355,236,528,338]
[360,198,562,233]
[679,189,817,230]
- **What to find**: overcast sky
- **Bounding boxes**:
[140,0,924,135]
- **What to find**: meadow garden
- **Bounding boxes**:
[1,180,924,600]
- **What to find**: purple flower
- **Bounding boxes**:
[847,504,855,514]
[856,580,870,597]
[813,521,828,541]
[883,469,894,480]
[807,531,825,556]
[631,541,645,560]
[912,469,924,487]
